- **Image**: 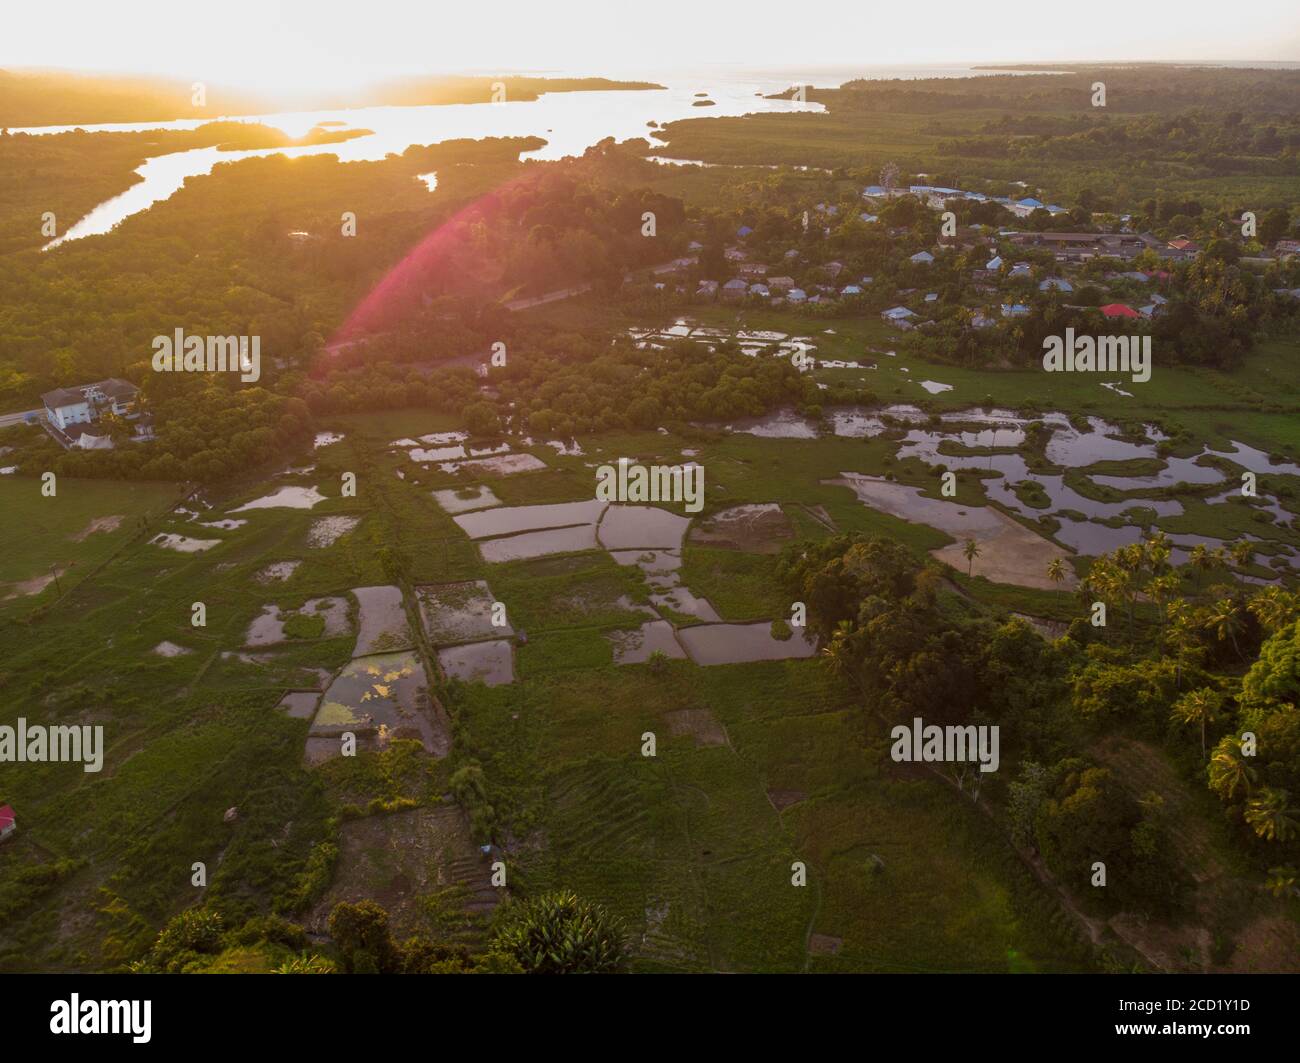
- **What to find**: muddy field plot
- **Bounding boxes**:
[308,805,499,940]
[417,580,512,643]
[688,503,794,554]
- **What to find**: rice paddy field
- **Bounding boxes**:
[2,310,1296,972]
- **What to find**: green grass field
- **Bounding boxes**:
[0,407,1105,972]
[0,477,183,609]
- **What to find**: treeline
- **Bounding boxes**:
[0,69,660,127]
[302,333,832,437]
[832,67,1300,116]
[939,111,1299,177]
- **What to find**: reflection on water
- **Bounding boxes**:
[418,579,513,644]
[437,639,515,686]
[29,83,824,246]
[351,585,414,655]
[677,622,817,666]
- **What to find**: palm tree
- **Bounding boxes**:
[1046,558,1066,587]
[1245,788,1298,844]
[1205,597,1246,660]
[1230,540,1255,568]
[821,620,856,680]
[1208,736,1257,801]
[1117,542,1145,573]
[1171,687,1223,759]
[1144,531,1172,573]
[962,538,981,577]
[1248,586,1294,633]
[1188,544,1216,587]
[1097,559,1137,639]
[1146,573,1180,635]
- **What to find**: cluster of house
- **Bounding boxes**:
[40,378,148,450]
[863,182,1072,220]
[881,248,1173,331]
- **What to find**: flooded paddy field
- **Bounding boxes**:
[277,690,322,719]
[479,523,600,563]
[454,499,605,539]
[432,484,503,514]
[351,585,414,655]
[308,650,448,764]
[418,579,513,643]
[13,332,1298,976]
[676,622,818,665]
[245,596,351,647]
[231,485,328,511]
[597,505,692,550]
[436,639,516,686]
[608,619,688,664]
[687,400,1299,587]
[151,532,220,553]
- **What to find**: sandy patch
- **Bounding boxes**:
[70,514,124,542]
[931,514,1076,590]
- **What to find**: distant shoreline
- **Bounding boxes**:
[0,71,666,129]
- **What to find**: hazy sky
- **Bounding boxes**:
[4,0,1298,96]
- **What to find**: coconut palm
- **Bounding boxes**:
[1046,558,1066,587]
[1208,736,1257,801]
[1247,586,1294,633]
[1171,687,1224,759]
[1230,539,1255,568]
[1117,542,1145,572]
[821,620,856,679]
[1165,600,1199,689]
[962,538,981,577]
[1245,788,1299,844]
[1144,531,1172,572]
[1204,597,1246,659]
[1146,573,1180,634]
[1188,544,1216,586]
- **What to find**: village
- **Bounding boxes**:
[630,175,1300,341]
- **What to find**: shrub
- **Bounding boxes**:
[492,891,627,974]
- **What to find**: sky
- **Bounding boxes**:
[3,0,1298,97]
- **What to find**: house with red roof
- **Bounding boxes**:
[1100,303,1140,319]
[0,805,15,842]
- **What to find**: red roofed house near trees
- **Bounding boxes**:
[0,805,15,841]
[1100,303,1141,319]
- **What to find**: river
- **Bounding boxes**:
[14,64,1064,249]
